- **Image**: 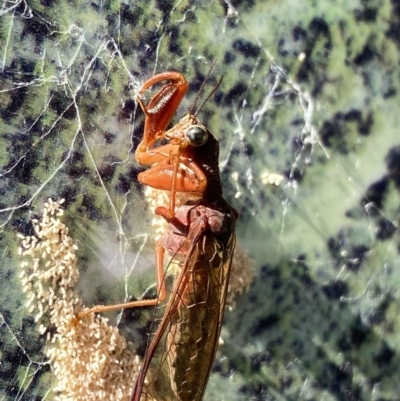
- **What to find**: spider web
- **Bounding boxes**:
[1,1,400,401]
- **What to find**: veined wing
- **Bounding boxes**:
[132,209,236,401]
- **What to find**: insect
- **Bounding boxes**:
[76,65,237,401]
[132,66,238,401]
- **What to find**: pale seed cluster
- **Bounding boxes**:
[225,243,254,308]
[18,199,139,401]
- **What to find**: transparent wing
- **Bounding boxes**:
[132,218,236,401]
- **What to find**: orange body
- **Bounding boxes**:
[75,69,237,401]
[132,70,237,401]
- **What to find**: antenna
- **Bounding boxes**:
[194,75,223,117]
[188,59,219,116]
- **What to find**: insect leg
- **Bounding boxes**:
[73,241,168,322]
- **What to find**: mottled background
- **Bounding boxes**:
[1,0,400,400]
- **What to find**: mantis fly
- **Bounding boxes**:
[77,64,237,401]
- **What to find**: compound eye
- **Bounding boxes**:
[185,125,208,147]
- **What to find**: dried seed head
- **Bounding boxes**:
[18,199,140,401]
